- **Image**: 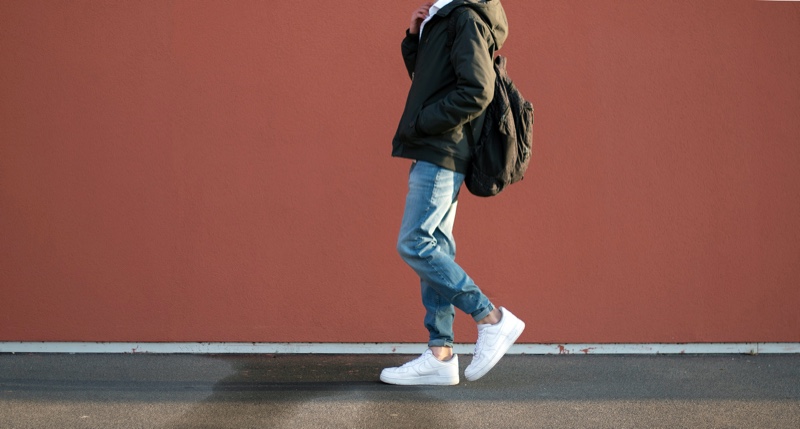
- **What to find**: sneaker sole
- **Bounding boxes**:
[464,320,525,381]
[379,373,460,386]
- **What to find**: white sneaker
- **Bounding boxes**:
[380,349,460,386]
[464,307,525,381]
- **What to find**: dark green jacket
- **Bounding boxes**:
[392,0,508,173]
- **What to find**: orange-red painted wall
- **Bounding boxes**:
[2,1,799,344]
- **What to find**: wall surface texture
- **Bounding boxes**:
[2,0,799,344]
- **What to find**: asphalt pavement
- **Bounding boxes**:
[1,353,798,428]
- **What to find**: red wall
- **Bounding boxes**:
[1,0,799,344]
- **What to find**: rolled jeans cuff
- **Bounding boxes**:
[428,339,454,348]
[471,304,495,323]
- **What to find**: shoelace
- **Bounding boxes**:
[473,326,488,359]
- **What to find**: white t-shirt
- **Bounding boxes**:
[419,0,454,39]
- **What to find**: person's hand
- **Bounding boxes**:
[409,2,434,35]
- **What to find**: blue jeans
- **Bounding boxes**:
[397,161,494,348]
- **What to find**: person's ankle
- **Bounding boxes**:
[429,346,453,361]
[477,308,502,325]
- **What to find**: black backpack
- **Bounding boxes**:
[448,8,534,197]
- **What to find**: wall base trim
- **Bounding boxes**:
[1,342,799,354]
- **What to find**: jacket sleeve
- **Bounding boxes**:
[401,30,419,80]
[415,13,494,136]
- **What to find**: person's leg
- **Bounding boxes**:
[420,199,457,356]
[383,161,524,385]
[397,161,494,340]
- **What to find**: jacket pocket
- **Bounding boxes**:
[399,113,424,144]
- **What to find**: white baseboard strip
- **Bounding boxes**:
[0,342,798,354]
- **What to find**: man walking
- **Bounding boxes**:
[380,0,525,386]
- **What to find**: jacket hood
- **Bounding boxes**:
[438,0,509,50]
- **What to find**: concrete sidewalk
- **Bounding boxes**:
[1,353,798,428]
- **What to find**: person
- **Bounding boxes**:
[380,0,525,386]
